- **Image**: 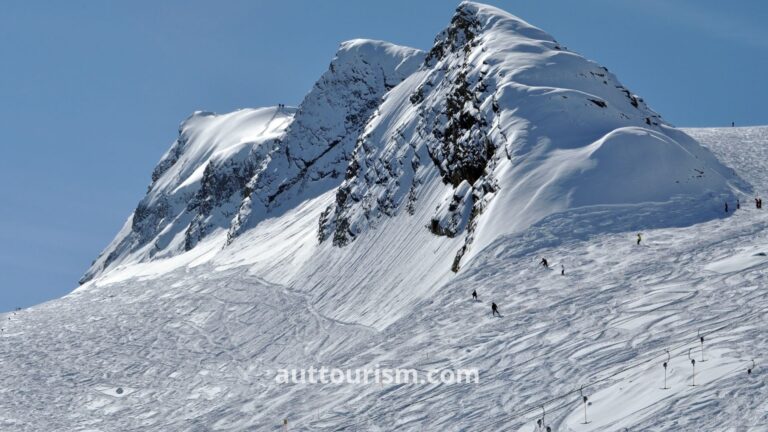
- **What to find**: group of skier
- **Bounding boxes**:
[483,196,765,317]
[724,197,765,213]
[473,289,501,316]
[481,256,565,317]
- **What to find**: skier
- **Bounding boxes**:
[472,289,477,301]
[540,258,549,268]
[491,302,500,317]
[561,265,565,276]
[737,199,740,210]
[725,202,729,213]
[637,233,642,245]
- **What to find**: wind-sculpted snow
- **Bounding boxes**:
[86,2,742,291]
[78,0,751,352]
[319,1,742,277]
[51,1,767,429]
[3,127,767,432]
[83,40,424,283]
[81,107,295,283]
[227,39,425,241]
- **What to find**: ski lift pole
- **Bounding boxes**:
[535,405,545,430]
[688,348,696,386]
[580,385,589,424]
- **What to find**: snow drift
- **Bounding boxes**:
[7,2,763,431]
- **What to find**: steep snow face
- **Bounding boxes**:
[82,40,424,283]
[319,1,743,272]
[81,107,295,283]
[227,39,425,239]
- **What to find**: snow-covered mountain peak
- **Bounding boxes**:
[425,1,555,67]
[15,3,766,430]
[82,39,425,282]
[318,1,743,273]
[148,107,294,201]
[84,2,743,327]
[224,39,424,238]
[335,39,425,84]
[80,106,295,283]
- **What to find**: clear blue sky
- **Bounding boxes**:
[1,0,766,311]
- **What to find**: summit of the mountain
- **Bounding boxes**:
[318,1,742,271]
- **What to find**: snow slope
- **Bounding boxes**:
[81,107,296,283]
[318,2,742,275]
[83,1,744,332]
[5,1,765,430]
[2,126,766,431]
[83,39,424,284]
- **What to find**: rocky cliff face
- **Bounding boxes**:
[227,40,425,241]
[82,40,424,283]
[81,108,295,283]
[317,1,737,271]
[84,2,740,286]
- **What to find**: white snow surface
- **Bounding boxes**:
[3,126,767,431]
[81,107,296,282]
[5,2,766,430]
[316,1,742,273]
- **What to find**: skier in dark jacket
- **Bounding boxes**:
[540,258,549,268]
[491,302,500,317]
[637,233,642,245]
[737,199,740,210]
[725,202,729,213]
[472,289,477,301]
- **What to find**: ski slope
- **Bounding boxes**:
[1,126,766,431]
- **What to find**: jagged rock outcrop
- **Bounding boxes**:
[81,40,424,282]
[317,1,736,272]
[80,108,293,283]
[227,40,425,241]
[83,2,740,287]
